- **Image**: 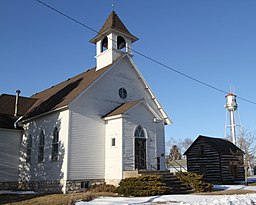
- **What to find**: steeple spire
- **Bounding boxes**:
[90,11,138,44]
[90,11,138,70]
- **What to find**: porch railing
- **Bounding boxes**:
[168,159,187,173]
[124,155,157,171]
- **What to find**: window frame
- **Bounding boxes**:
[38,130,45,163]
[26,134,32,164]
[51,127,59,161]
[111,138,116,147]
[134,125,145,138]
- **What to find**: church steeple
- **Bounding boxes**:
[90,11,138,70]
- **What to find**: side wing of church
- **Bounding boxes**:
[1,11,171,193]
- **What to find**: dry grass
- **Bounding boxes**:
[0,191,117,205]
[1,188,256,204]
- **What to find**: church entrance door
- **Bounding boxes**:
[135,138,146,170]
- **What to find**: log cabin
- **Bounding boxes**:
[184,135,245,184]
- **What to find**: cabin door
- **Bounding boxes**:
[135,138,146,170]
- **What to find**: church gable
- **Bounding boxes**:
[69,55,168,123]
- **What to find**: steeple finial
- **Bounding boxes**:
[112,0,114,11]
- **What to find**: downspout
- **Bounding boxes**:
[14,116,23,129]
[14,89,21,117]
[14,90,23,129]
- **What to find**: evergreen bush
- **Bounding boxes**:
[89,183,117,193]
[176,172,213,192]
[116,175,172,197]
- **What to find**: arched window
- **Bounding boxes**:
[117,36,126,50]
[38,130,45,163]
[101,36,108,52]
[26,134,32,164]
[51,127,59,161]
[134,125,145,138]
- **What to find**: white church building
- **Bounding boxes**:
[0,11,171,193]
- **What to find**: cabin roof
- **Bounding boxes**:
[184,135,243,155]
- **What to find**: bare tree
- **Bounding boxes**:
[227,129,256,180]
[181,138,194,152]
[166,137,194,159]
[236,129,256,176]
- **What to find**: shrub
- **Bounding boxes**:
[176,172,213,192]
[89,183,117,193]
[116,175,172,197]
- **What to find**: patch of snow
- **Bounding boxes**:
[76,194,256,205]
[214,184,256,191]
[76,184,256,205]
[0,190,36,195]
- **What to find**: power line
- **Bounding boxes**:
[35,0,256,105]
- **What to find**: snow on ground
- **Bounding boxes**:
[0,190,36,195]
[76,183,256,205]
[76,194,256,205]
[2,182,256,204]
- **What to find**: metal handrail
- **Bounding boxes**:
[124,155,157,170]
[168,159,187,173]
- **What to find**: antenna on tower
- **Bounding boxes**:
[224,91,242,145]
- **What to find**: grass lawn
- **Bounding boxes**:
[0,191,116,205]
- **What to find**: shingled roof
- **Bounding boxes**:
[0,94,37,116]
[184,135,243,155]
[103,99,142,119]
[22,57,122,120]
[90,11,138,43]
[0,94,36,129]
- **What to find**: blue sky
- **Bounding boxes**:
[1,1,256,149]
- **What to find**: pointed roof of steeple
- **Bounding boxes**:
[90,11,138,43]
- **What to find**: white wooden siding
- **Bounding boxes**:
[156,121,165,170]
[0,129,22,181]
[105,118,123,183]
[68,109,105,179]
[123,104,161,170]
[69,57,166,178]
[20,110,69,182]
